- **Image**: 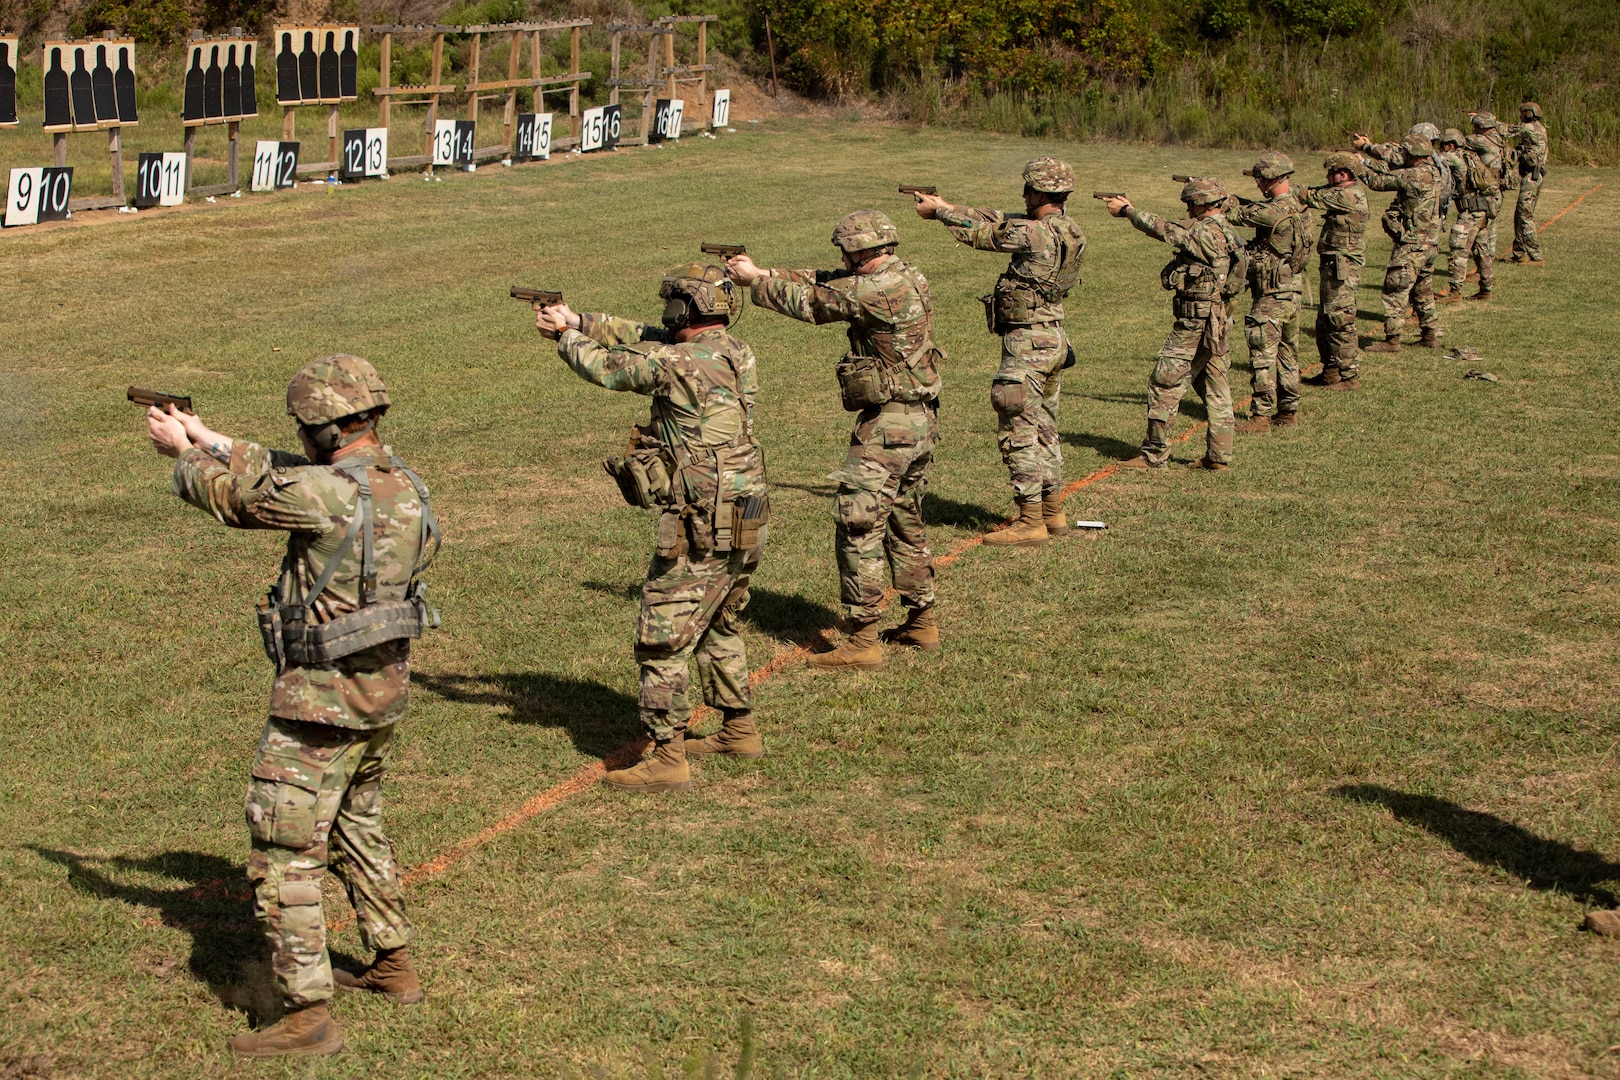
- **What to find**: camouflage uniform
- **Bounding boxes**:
[555,309,767,743]
[1300,155,1369,379]
[1505,104,1549,261]
[1433,131,1467,283]
[170,357,433,1010]
[1225,153,1314,420]
[1446,132,1501,294]
[1473,115,1512,266]
[1356,136,1443,341]
[749,238,942,623]
[1124,180,1246,466]
[933,158,1085,504]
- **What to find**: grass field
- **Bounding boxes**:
[2,119,1619,1078]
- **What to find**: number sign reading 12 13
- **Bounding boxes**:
[342,128,388,179]
[135,152,186,207]
[580,104,621,152]
[513,112,552,163]
[251,140,300,192]
[433,120,474,168]
[6,166,72,227]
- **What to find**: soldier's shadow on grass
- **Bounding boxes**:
[922,493,1004,531]
[414,673,641,759]
[1061,431,1140,461]
[29,847,274,1021]
[1331,785,1620,907]
[580,580,842,645]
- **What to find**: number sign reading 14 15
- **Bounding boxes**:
[6,167,72,227]
[251,140,299,192]
[512,113,552,163]
[580,104,621,153]
[135,152,186,207]
[650,98,684,143]
[432,120,474,168]
[342,128,388,179]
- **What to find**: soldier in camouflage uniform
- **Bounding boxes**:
[913,158,1085,547]
[1437,126,1500,302]
[145,355,439,1057]
[1433,129,1467,288]
[1300,152,1369,389]
[1350,131,1444,352]
[726,211,943,668]
[534,265,769,784]
[1224,152,1314,432]
[1469,112,1512,279]
[1103,179,1247,471]
[1506,102,1549,264]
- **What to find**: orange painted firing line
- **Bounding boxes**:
[1539,183,1602,232]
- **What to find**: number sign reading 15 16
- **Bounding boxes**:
[135,152,186,207]
[342,128,388,179]
[433,120,474,168]
[6,167,72,227]
[580,104,621,153]
[251,140,299,192]
[513,112,552,163]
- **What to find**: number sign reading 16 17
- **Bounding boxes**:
[650,98,684,143]
[513,112,552,163]
[342,128,388,179]
[135,152,186,207]
[433,120,474,168]
[251,140,300,192]
[6,166,72,227]
[580,104,621,153]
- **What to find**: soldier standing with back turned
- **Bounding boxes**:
[1300,152,1369,390]
[1505,101,1550,265]
[912,158,1086,548]
[1350,131,1444,353]
[1437,127,1499,303]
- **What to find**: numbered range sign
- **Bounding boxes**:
[513,112,552,163]
[433,119,475,168]
[6,167,72,227]
[251,140,300,192]
[342,128,388,179]
[134,152,185,207]
[711,88,731,129]
[580,104,621,153]
[650,98,684,143]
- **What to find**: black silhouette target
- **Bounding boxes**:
[91,44,116,122]
[69,46,95,129]
[43,46,70,130]
[238,43,257,117]
[0,38,18,126]
[276,31,298,104]
[340,31,357,98]
[297,31,318,101]
[114,44,136,122]
[183,45,205,121]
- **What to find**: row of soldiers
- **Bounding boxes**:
[138,109,1553,1056]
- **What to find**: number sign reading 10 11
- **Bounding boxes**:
[342,128,388,179]
[513,112,552,163]
[135,152,186,207]
[650,98,684,143]
[711,88,731,129]
[6,167,72,227]
[251,140,300,192]
[580,104,621,153]
[433,120,475,168]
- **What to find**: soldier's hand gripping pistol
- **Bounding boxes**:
[513,286,574,339]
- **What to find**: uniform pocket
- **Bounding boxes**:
[830,461,891,533]
[990,379,1027,418]
[245,768,322,849]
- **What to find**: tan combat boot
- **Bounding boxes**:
[1327,375,1361,391]
[227,1003,343,1058]
[1041,493,1069,537]
[1418,327,1440,347]
[879,605,940,652]
[1465,268,1480,282]
[1584,910,1620,936]
[333,946,424,1005]
[604,735,692,792]
[1363,336,1401,354]
[807,620,883,672]
[1117,455,1163,470]
[1185,457,1230,471]
[1273,411,1298,428]
[1469,289,1492,301]
[1235,414,1272,434]
[983,501,1048,549]
[1303,368,1340,386]
[685,710,764,759]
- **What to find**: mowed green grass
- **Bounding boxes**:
[2,120,1618,1078]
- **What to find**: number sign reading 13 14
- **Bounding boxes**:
[6,167,72,227]
[251,140,300,192]
[342,128,388,179]
[513,112,552,163]
[135,152,186,207]
[580,104,621,153]
[433,120,474,168]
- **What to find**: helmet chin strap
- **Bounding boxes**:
[304,417,377,456]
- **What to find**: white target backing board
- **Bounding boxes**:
[711,88,730,128]
[273,25,359,106]
[342,128,388,179]
[433,120,474,167]
[182,38,259,125]
[649,98,684,143]
[134,152,186,207]
[251,140,300,192]
[0,37,18,127]
[580,104,621,152]
[6,167,72,226]
[513,112,552,162]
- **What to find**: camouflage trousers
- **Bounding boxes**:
[1449,208,1494,291]
[1315,255,1362,378]
[1244,290,1302,418]
[1380,242,1438,338]
[1484,192,1504,258]
[637,537,761,742]
[992,324,1067,503]
[245,716,411,1008]
[832,401,936,622]
[1141,304,1234,467]
[1513,175,1544,261]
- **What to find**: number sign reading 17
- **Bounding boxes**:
[711,88,731,129]
[650,99,684,143]
[433,120,474,167]
[251,140,299,192]
[135,152,186,207]
[513,112,552,163]
[6,166,72,227]
[580,104,621,152]
[342,128,388,179]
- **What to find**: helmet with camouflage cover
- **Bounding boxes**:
[1470,111,1498,130]
[1022,157,1075,194]
[831,210,900,253]
[1408,122,1440,142]
[1242,151,1294,181]
[287,354,391,426]
[1323,151,1359,174]
[1179,176,1226,206]
[1440,127,1465,148]
[1520,100,1542,120]
[659,261,737,328]
[1401,133,1433,158]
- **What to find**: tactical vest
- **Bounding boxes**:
[1381,160,1442,246]
[1314,189,1368,257]
[1456,146,1499,211]
[1160,216,1247,314]
[1246,194,1314,294]
[839,260,942,411]
[258,455,441,670]
[988,213,1084,331]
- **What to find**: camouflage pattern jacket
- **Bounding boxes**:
[1125,206,1247,306]
[1356,155,1442,247]
[934,205,1086,326]
[1459,136,1503,207]
[173,442,426,730]
[1435,149,1465,211]
[1222,191,1314,296]
[1300,183,1369,262]
[560,316,767,539]
[1504,120,1549,176]
[750,255,943,403]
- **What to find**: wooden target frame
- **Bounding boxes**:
[180,29,261,197]
[606,15,716,146]
[39,32,138,208]
[270,24,360,174]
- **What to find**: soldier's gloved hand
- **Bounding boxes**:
[725,254,764,286]
[536,303,578,340]
[1351,133,1370,150]
[1102,195,1130,217]
[147,404,191,458]
[913,192,947,219]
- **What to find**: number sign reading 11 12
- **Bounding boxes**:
[6,167,72,227]
[580,104,621,152]
[251,140,300,192]
[342,128,388,179]
[432,120,474,168]
[512,113,552,163]
[135,152,186,207]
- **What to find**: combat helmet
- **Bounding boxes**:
[287,354,391,453]
[1242,151,1294,181]
[1180,177,1226,206]
[1322,151,1359,174]
[1440,127,1465,148]
[1470,111,1498,130]
[1408,122,1440,142]
[831,210,900,254]
[1401,133,1433,158]
[659,262,737,327]
[1022,157,1075,194]
[1520,101,1542,120]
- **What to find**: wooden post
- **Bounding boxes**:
[697,21,707,123]
[642,32,658,141]
[227,120,240,189]
[327,103,339,171]
[183,125,196,191]
[425,31,444,159]
[570,25,581,139]
[465,30,481,122]
[502,27,520,151]
[378,31,392,129]
[107,126,124,201]
[282,104,295,141]
[664,25,676,99]
[54,132,67,168]
[609,30,621,107]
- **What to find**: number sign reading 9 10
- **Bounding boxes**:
[580,104,621,152]
[251,140,300,192]
[432,120,475,168]
[6,167,72,227]
[342,128,388,179]
[135,152,186,207]
[513,113,552,163]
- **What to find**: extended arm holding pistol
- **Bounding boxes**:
[700,243,746,257]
